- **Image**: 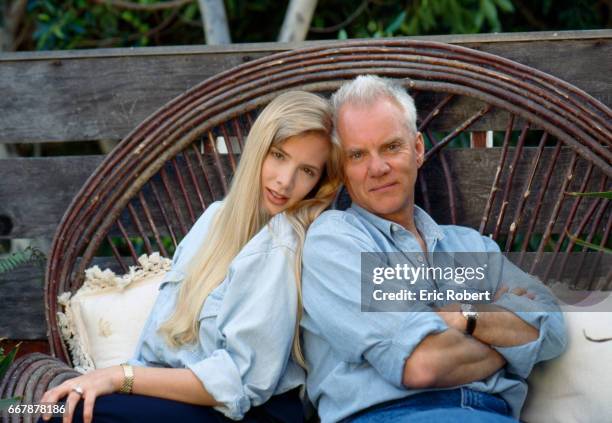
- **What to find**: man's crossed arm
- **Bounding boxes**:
[402,287,538,388]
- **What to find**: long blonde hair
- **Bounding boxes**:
[159,91,342,367]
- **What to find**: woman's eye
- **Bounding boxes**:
[303,167,315,177]
[349,152,362,160]
[271,151,283,159]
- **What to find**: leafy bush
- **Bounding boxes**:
[0,340,21,411]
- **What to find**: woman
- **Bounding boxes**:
[41,91,342,423]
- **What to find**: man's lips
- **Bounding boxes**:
[369,182,398,193]
[266,187,289,205]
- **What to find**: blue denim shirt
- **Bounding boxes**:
[129,201,305,420]
[301,204,567,423]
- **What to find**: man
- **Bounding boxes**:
[301,75,567,423]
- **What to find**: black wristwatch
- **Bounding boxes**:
[460,304,479,335]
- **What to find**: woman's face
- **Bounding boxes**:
[261,132,331,215]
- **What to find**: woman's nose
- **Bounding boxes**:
[275,169,295,192]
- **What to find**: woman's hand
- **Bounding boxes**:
[40,365,123,423]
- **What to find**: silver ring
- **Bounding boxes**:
[71,386,84,396]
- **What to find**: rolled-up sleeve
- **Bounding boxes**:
[302,214,448,388]
[187,246,299,420]
[483,237,567,378]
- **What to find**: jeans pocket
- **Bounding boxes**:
[460,388,509,416]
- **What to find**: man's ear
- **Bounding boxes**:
[415,132,425,168]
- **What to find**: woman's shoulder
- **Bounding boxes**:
[200,200,224,222]
[236,213,297,261]
[186,201,224,238]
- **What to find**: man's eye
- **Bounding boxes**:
[387,143,400,151]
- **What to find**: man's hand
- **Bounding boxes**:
[435,302,464,332]
[435,285,539,347]
[436,285,537,334]
[494,285,536,301]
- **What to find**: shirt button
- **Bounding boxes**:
[392,225,400,232]
[417,255,424,263]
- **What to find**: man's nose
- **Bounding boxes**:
[368,154,391,177]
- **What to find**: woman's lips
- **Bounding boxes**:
[266,187,289,206]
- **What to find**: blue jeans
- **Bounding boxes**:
[348,388,516,423]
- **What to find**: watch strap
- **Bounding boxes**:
[465,315,477,335]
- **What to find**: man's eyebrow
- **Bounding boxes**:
[381,138,404,147]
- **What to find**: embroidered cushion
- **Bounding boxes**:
[57,253,171,372]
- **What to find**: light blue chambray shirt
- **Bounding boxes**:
[301,204,567,423]
[129,201,305,420]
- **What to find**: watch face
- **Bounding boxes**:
[461,303,478,318]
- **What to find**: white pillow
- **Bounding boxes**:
[521,289,612,423]
[57,253,171,372]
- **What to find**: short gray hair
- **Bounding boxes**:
[331,75,418,143]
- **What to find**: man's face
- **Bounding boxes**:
[337,96,424,225]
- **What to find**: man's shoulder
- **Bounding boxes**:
[440,224,481,237]
[309,209,365,234]
[439,224,498,251]
[305,209,376,252]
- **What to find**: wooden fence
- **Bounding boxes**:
[1,30,610,350]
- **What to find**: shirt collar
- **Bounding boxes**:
[349,203,445,241]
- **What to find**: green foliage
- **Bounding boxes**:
[310,0,518,39]
[569,236,612,254]
[0,247,46,274]
[26,0,203,50]
[15,0,609,51]
[564,191,612,253]
[566,191,612,199]
[497,0,606,32]
[0,341,21,411]
[0,341,20,380]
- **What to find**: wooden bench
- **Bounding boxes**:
[1,34,610,422]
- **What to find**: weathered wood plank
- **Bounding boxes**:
[1,148,608,240]
[0,261,47,340]
[0,258,123,340]
[0,31,609,143]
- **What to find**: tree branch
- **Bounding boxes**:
[1,0,28,51]
[197,0,231,44]
[75,6,180,48]
[309,0,368,33]
[278,0,318,42]
[93,0,193,12]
